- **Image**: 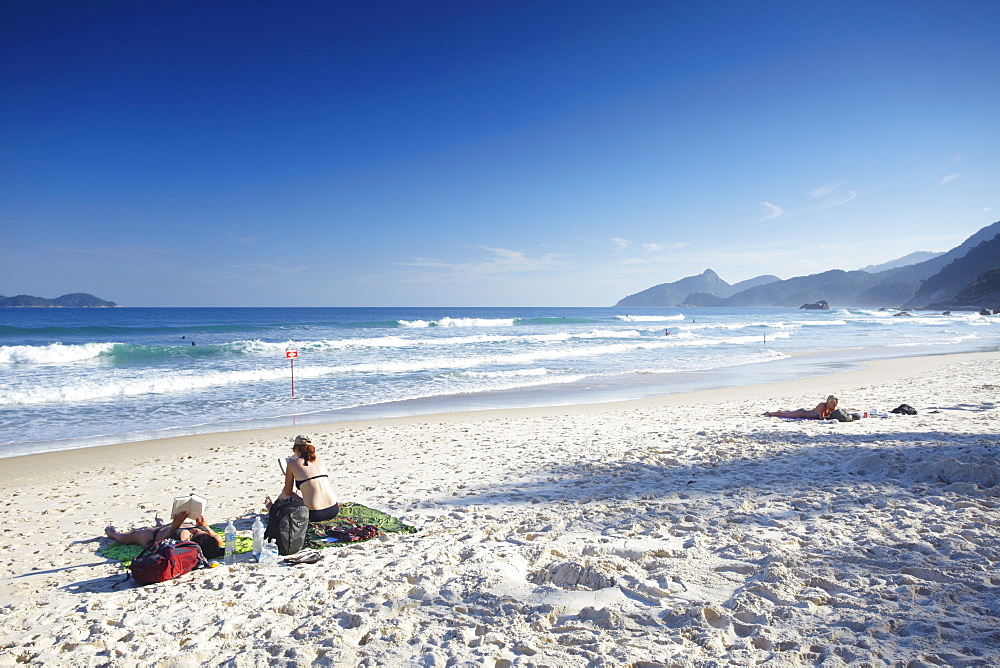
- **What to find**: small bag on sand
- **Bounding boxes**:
[828,408,854,422]
[265,496,309,555]
[324,524,379,543]
[890,403,917,415]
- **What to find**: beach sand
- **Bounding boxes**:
[1,351,998,666]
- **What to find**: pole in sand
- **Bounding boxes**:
[286,349,298,397]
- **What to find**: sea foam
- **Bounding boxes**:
[0,342,117,365]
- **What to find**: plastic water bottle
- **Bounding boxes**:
[224,519,237,565]
[260,539,279,566]
[251,515,264,561]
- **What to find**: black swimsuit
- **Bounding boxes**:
[294,460,339,521]
[294,474,329,490]
[309,504,340,522]
[293,473,339,521]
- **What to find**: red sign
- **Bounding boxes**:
[286,350,298,358]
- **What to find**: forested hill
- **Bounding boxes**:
[0,292,118,307]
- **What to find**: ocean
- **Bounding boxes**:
[1,306,996,458]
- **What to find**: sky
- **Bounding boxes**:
[2,0,998,307]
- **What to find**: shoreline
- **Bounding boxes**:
[2,348,993,483]
[4,342,993,466]
[5,306,994,460]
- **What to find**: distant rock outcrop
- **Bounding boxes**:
[0,292,118,307]
[799,300,829,310]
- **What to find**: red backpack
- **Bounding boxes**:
[129,539,210,585]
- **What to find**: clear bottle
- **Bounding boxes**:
[260,539,279,566]
[251,515,265,561]
[224,519,237,565]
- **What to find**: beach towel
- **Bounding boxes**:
[307,502,417,548]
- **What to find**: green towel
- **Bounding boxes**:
[307,502,417,548]
[330,502,418,534]
[97,542,146,568]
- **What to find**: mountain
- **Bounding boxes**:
[717,221,1000,308]
[615,269,779,307]
[729,274,782,293]
[904,233,1000,309]
[713,269,894,308]
[613,220,1000,309]
[0,292,118,307]
[878,219,1000,286]
[929,267,1000,311]
[860,251,943,273]
[680,273,783,306]
[616,269,728,307]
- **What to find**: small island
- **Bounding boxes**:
[0,292,119,307]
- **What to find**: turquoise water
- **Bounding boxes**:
[1,306,996,457]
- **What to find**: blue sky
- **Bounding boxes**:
[2,0,998,307]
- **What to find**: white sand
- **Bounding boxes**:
[1,351,998,666]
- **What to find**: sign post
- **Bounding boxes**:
[286,350,298,397]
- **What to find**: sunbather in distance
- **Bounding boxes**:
[105,510,225,558]
[765,394,839,419]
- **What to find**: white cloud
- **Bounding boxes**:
[808,182,840,198]
[231,261,308,275]
[610,237,630,250]
[826,190,857,207]
[616,242,693,266]
[397,246,565,281]
[940,173,959,185]
[985,206,993,212]
[757,201,785,221]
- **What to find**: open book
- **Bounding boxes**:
[171,494,207,518]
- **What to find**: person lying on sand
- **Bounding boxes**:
[265,434,341,522]
[105,510,225,558]
[765,394,839,419]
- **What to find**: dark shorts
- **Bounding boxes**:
[309,504,340,522]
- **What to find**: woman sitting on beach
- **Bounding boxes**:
[105,511,225,558]
[266,435,340,522]
[765,394,839,420]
